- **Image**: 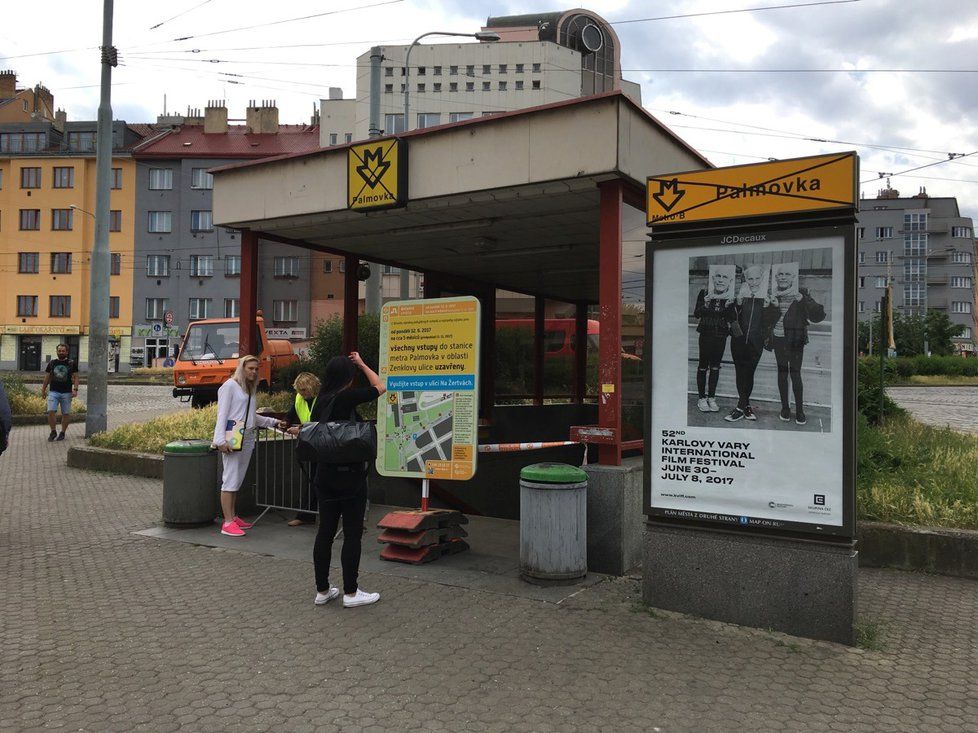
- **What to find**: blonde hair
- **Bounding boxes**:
[233,355,261,394]
[292,371,321,394]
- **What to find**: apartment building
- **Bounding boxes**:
[0,70,58,124]
[0,117,144,371]
[130,101,320,366]
[857,187,977,353]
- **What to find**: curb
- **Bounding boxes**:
[12,414,85,426]
[857,521,978,580]
[67,445,163,479]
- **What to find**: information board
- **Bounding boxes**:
[646,228,854,537]
[376,296,480,481]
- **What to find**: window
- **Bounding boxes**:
[273,256,299,278]
[450,65,458,75]
[385,84,394,94]
[482,64,491,75]
[952,301,972,314]
[875,226,893,239]
[399,67,405,76]
[191,168,214,190]
[384,114,405,134]
[50,295,71,318]
[904,212,927,231]
[466,65,475,76]
[498,81,507,91]
[148,168,173,190]
[18,252,39,273]
[449,82,458,92]
[383,265,399,274]
[858,227,865,239]
[417,66,426,76]
[858,250,865,264]
[951,276,973,288]
[857,301,864,313]
[322,259,333,274]
[498,64,507,74]
[146,255,170,277]
[273,299,298,322]
[465,82,474,92]
[68,131,96,151]
[109,297,120,319]
[329,133,338,145]
[19,209,40,230]
[20,167,41,188]
[450,112,474,123]
[148,211,172,233]
[109,210,122,232]
[384,66,393,77]
[1,132,45,152]
[145,298,168,320]
[190,210,213,232]
[53,167,74,188]
[873,301,881,313]
[225,298,240,318]
[345,133,352,143]
[904,282,925,308]
[339,259,346,273]
[51,253,72,274]
[952,251,973,264]
[515,63,524,73]
[515,80,524,90]
[858,276,865,288]
[111,168,122,189]
[960,327,973,340]
[875,251,889,263]
[482,81,491,91]
[417,112,441,128]
[951,226,973,238]
[16,295,38,317]
[433,83,441,92]
[225,254,241,276]
[531,80,541,90]
[110,253,121,276]
[417,83,425,93]
[190,255,214,277]
[400,83,406,93]
[189,298,211,320]
[875,276,888,288]
[51,209,73,231]
[532,63,541,72]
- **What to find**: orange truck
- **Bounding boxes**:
[172,316,298,407]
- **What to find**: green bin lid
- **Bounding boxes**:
[520,462,587,484]
[164,439,214,455]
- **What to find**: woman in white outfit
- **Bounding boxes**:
[213,355,286,537]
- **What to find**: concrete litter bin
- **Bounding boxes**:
[162,439,219,527]
[519,462,588,585]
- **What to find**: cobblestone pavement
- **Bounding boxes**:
[26,384,186,430]
[888,386,978,434]
[2,404,977,731]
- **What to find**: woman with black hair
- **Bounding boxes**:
[308,352,386,608]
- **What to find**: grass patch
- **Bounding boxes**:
[857,413,978,530]
[900,375,978,386]
[630,602,662,619]
[854,619,887,651]
[1,373,85,415]
[89,391,294,453]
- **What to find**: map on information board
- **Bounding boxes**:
[376,297,480,480]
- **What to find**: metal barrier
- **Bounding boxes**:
[251,428,316,524]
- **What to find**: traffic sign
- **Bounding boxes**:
[647,152,857,227]
[164,310,174,326]
[348,138,406,212]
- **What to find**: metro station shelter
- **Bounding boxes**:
[212,91,710,573]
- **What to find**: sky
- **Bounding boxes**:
[2,0,978,220]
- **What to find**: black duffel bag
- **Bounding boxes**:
[295,419,376,464]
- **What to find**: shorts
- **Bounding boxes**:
[47,391,72,414]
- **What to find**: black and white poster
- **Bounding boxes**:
[649,234,847,533]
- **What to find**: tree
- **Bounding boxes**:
[923,310,965,356]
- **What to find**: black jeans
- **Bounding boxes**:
[313,490,367,595]
[294,463,318,523]
[696,333,727,398]
[773,336,805,410]
[730,338,764,409]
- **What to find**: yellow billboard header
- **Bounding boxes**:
[647,152,857,227]
[347,138,406,212]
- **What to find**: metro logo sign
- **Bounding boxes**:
[347,138,407,212]
[647,152,857,226]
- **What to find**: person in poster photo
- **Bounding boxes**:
[693,264,736,413]
[725,265,778,422]
[768,262,826,425]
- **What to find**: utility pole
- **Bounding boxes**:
[364,46,384,314]
[86,0,116,437]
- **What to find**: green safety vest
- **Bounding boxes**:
[294,394,316,423]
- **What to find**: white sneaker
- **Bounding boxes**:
[697,398,711,412]
[314,587,339,606]
[707,397,719,412]
[343,588,380,608]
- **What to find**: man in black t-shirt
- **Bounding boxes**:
[41,343,79,442]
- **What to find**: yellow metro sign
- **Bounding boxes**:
[647,152,857,226]
[347,138,406,212]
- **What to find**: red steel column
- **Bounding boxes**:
[574,301,587,403]
[533,296,545,406]
[598,180,623,466]
[343,255,359,353]
[239,229,259,357]
[480,287,495,419]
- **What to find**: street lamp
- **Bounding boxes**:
[403,30,500,132]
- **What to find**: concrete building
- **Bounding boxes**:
[130,102,320,366]
[857,187,977,353]
[0,118,146,371]
[317,8,639,310]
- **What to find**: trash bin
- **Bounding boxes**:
[519,462,588,584]
[162,439,219,527]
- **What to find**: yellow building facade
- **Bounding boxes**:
[0,153,137,371]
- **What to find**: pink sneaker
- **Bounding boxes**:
[221,521,245,537]
[233,517,253,530]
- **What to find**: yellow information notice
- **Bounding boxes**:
[376,296,480,480]
[647,152,857,226]
[347,138,404,211]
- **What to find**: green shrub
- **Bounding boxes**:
[272,358,318,392]
[309,313,380,377]
[856,358,904,425]
[1,373,85,415]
